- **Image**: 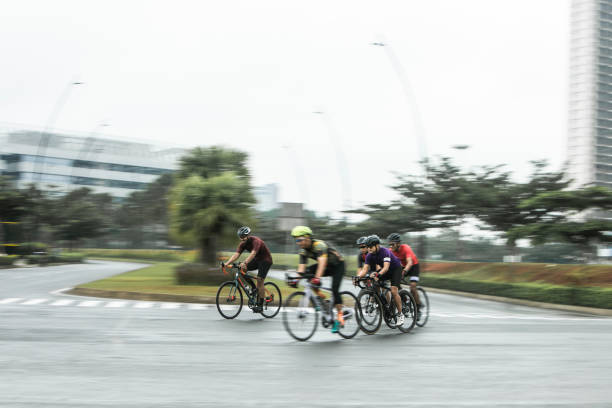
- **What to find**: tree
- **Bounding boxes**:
[169,173,254,264]
[507,186,612,255]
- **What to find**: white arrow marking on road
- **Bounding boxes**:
[0,298,24,304]
[50,299,75,306]
[77,300,102,307]
[105,301,128,308]
[21,298,48,305]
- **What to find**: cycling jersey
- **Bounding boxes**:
[237,236,273,264]
[390,244,419,268]
[357,253,366,268]
[299,239,343,266]
[365,247,402,270]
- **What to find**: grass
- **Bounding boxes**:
[78,261,296,298]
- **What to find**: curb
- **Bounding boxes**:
[423,286,612,317]
[67,287,217,304]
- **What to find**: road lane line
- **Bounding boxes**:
[105,301,128,308]
[160,303,181,309]
[77,300,102,307]
[133,302,155,309]
[0,298,24,304]
[50,299,75,306]
[187,304,209,310]
[21,298,48,305]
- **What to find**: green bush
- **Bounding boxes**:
[16,242,48,256]
[422,275,612,310]
[175,263,230,286]
[0,255,18,266]
[25,254,49,265]
[54,253,85,263]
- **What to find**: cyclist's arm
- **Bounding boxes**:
[378,261,390,276]
[225,252,241,266]
[403,257,413,273]
[243,249,257,266]
[297,263,307,274]
[358,264,370,278]
[315,255,327,278]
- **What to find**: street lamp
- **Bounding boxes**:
[34,80,84,183]
[371,39,428,164]
[313,110,352,211]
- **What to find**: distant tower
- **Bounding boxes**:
[567,0,612,189]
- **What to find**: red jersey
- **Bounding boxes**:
[390,244,418,267]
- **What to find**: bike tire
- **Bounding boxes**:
[397,289,417,333]
[260,281,282,318]
[416,287,430,327]
[356,289,382,335]
[216,281,243,319]
[337,291,360,339]
[282,291,318,341]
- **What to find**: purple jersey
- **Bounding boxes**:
[365,247,402,270]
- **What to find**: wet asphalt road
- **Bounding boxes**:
[1,260,612,407]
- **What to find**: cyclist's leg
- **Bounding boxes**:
[256,260,272,304]
[408,264,421,305]
[387,266,403,316]
[326,261,345,331]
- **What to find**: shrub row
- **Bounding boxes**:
[422,275,612,310]
[0,255,19,266]
[25,253,85,265]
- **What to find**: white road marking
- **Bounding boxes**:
[133,302,155,309]
[105,301,128,308]
[21,298,48,305]
[50,299,75,306]
[160,303,181,309]
[77,300,102,307]
[187,304,209,310]
[0,298,24,304]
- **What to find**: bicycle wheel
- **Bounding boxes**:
[356,290,382,335]
[397,289,417,333]
[416,287,430,327]
[216,281,243,319]
[337,291,360,339]
[282,291,318,341]
[260,281,282,318]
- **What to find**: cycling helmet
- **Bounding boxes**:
[365,235,381,247]
[291,225,313,237]
[387,233,401,243]
[237,226,251,238]
[356,236,367,246]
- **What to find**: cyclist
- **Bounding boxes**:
[356,236,368,275]
[357,234,404,326]
[291,225,346,333]
[387,233,422,310]
[225,226,273,312]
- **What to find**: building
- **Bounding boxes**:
[253,183,279,212]
[0,126,185,200]
[567,0,612,189]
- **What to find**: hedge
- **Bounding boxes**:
[174,263,230,286]
[24,253,85,265]
[82,249,193,262]
[422,275,612,310]
[0,255,18,266]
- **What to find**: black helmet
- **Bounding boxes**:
[237,226,251,238]
[365,235,380,247]
[356,236,367,246]
[387,233,401,243]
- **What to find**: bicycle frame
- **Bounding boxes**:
[222,263,261,306]
[287,275,335,323]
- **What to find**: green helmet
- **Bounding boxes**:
[291,225,313,237]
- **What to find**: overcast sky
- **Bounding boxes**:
[0,0,570,216]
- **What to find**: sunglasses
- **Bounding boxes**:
[295,238,307,243]
[359,246,366,249]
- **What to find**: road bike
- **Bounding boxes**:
[353,275,417,334]
[215,262,282,319]
[400,277,430,327]
[282,274,360,341]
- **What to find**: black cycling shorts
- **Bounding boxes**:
[246,259,272,279]
[405,263,420,282]
[304,261,345,306]
[379,265,402,288]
